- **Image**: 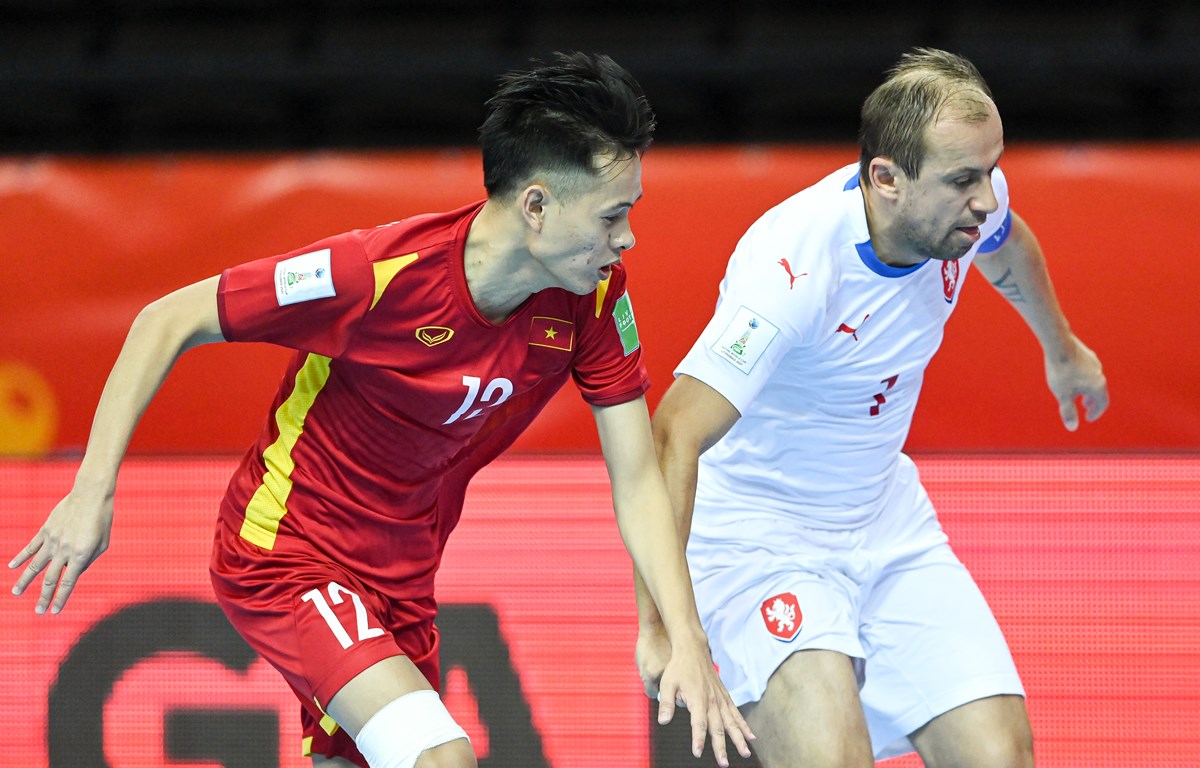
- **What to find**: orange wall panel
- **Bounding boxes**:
[3,146,1197,454]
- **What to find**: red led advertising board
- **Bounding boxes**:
[2,454,1198,766]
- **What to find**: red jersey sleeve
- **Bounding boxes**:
[571,265,651,407]
[217,232,373,358]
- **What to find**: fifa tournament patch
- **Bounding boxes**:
[613,293,640,356]
[275,248,336,306]
[712,305,779,374]
[760,592,803,642]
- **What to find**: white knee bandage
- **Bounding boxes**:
[354,689,470,768]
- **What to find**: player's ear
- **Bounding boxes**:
[868,157,903,201]
[521,185,548,232]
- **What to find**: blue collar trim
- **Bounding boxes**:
[854,240,927,277]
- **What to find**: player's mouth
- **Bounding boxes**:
[598,259,621,279]
[956,225,981,242]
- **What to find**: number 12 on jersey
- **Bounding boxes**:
[444,375,514,425]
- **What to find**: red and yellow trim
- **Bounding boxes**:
[371,252,419,310]
[238,353,332,549]
[300,696,341,757]
[241,253,417,548]
[594,275,611,318]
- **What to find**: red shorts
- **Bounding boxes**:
[209,517,441,765]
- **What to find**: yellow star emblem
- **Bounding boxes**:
[544,327,558,340]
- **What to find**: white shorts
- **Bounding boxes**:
[688,456,1024,759]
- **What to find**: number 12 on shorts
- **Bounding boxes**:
[301,582,386,649]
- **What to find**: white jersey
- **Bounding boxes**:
[678,163,1011,532]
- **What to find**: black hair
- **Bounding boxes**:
[479,52,656,200]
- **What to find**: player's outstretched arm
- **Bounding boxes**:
[634,375,741,684]
[9,275,225,614]
[973,211,1109,430]
[593,395,752,768]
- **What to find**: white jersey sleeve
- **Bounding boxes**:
[676,194,836,415]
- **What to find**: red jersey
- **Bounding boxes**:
[215,202,649,602]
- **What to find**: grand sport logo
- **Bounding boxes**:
[416,326,455,347]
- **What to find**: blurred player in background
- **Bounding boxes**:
[10,52,753,768]
[636,48,1108,768]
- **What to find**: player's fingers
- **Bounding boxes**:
[704,704,730,767]
[1057,395,1079,432]
[727,726,752,760]
[35,558,65,615]
[643,678,660,700]
[690,696,711,761]
[709,733,728,767]
[656,684,678,726]
[50,560,87,615]
[721,698,754,757]
[8,533,45,571]
[1083,386,1110,422]
[11,545,50,595]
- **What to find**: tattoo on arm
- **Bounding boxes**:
[991,268,1026,303]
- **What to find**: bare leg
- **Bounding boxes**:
[325,656,434,735]
[316,655,475,768]
[740,649,874,768]
[910,694,1034,768]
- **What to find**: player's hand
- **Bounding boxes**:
[1045,335,1109,431]
[636,623,671,699]
[8,492,114,615]
[655,638,754,768]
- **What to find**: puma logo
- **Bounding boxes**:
[778,258,807,289]
[836,313,870,341]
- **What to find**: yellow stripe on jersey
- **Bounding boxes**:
[371,252,419,310]
[319,712,339,736]
[301,735,313,757]
[594,275,611,318]
[239,353,333,549]
[312,696,341,736]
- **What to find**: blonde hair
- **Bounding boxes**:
[858,48,994,181]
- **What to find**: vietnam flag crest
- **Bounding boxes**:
[529,316,574,352]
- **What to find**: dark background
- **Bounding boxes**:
[3,0,1199,155]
